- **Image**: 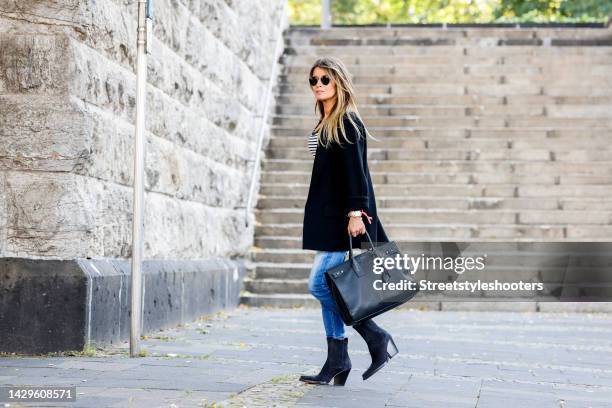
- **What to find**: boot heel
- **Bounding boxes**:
[333,369,350,386]
[386,336,398,359]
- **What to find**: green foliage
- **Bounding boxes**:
[494,0,552,18]
[288,0,612,25]
[494,0,612,22]
[290,0,324,25]
[561,0,612,17]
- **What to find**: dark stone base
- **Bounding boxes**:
[0,257,245,354]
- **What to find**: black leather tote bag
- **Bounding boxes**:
[324,230,420,326]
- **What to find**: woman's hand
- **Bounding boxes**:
[348,216,366,237]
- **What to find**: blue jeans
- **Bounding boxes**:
[308,250,349,340]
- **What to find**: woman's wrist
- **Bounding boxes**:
[347,209,373,224]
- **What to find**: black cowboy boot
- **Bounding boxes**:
[353,318,398,380]
[299,337,351,386]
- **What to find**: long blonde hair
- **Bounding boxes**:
[309,57,380,149]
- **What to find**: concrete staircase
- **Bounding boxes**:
[240,26,612,308]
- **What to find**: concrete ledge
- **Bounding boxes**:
[291,23,609,29]
[241,292,612,314]
[537,302,612,313]
[0,257,245,353]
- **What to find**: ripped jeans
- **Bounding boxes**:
[308,250,349,339]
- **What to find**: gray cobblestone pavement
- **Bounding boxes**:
[2,305,612,407]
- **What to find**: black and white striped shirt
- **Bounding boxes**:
[308,129,318,157]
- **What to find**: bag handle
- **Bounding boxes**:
[347,229,383,277]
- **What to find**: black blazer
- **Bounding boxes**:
[302,112,389,252]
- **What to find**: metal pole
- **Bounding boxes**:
[321,0,331,29]
[130,0,150,358]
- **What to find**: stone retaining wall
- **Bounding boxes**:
[0,0,288,352]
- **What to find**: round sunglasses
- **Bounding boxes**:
[309,75,331,87]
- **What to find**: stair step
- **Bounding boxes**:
[276,93,612,106]
[245,264,593,294]
[261,159,612,174]
[246,261,311,279]
[256,196,607,211]
[260,170,612,185]
[270,126,612,139]
[285,44,612,57]
[239,292,319,308]
[254,224,612,240]
[286,53,612,67]
[260,183,612,197]
[266,147,612,161]
[252,225,612,243]
[280,73,612,87]
[275,104,612,118]
[267,132,612,145]
[285,63,612,76]
[278,82,558,96]
[272,114,612,127]
[285,47,612,58]
[286,26,608,37]
[286,30,612,48]
[239,292,570,311]
[255,208,612,225]
[243,278,309,295]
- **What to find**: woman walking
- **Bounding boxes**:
[299,57,398,386]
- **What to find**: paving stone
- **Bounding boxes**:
[1,308,611,407]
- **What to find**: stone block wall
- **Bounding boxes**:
[0,0,287,259]
[0,0,288,352]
